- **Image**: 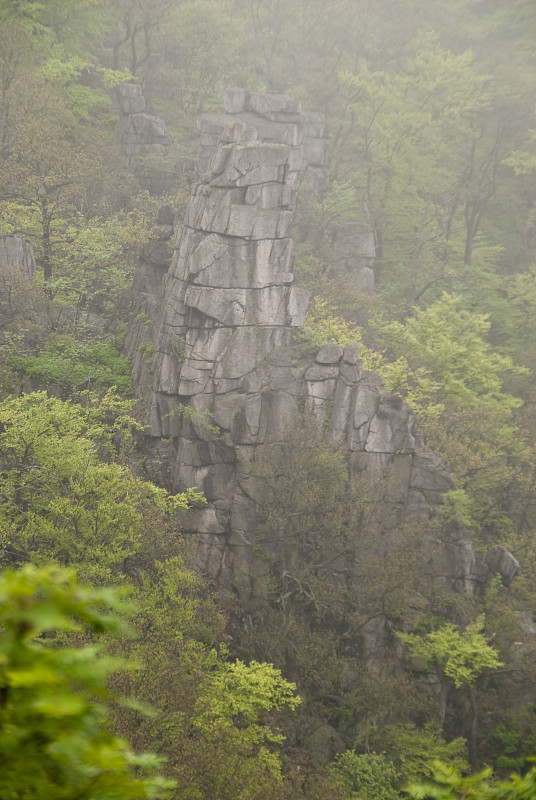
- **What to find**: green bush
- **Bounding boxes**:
[10,333,132,393]
[332,751,402,800]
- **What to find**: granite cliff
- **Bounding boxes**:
[126,90,518,603]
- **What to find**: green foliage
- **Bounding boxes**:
[10,333,133,393]
[40,49,108,118]
[398,617,503,689]
[333,751,402,800]
[490,725,525,772]
[40,47,133,118]
[381,722,468,783]
[195,656,300,727]
[238,414,429,738]
[0,391,205,582]
[0,390,302,798]
[375,293,528,535]
[138,340,155,357]
[2,0,536,786]
[46,195,169,314]
[0,45,121,282]
[135,312,153,326]
[368,354,444,421]
[298,298,443,420]
[409,759,536,800]
[333,736,462,800]
[175,402,223,439]
[294,180,359,253]
[171,332,186,364]
[140,0,243,135]
[110,555,301,800]
[335,34,490,301]
[191,658,300,791]
[504,266,536,371]
[380,295,526,410]
[440,489,477,528]
[0,0,109,47]
[299,297,362,348]
[0,563,173,799]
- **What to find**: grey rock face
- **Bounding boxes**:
[114,83,174,194]
[127,91,514,603]
[0,234,50,357]
[330,221,376,294]
[305,724,345,765]
[485,545,520,587]
[0,235,36,278]
[0,235,45,339]
[195,89,329,192]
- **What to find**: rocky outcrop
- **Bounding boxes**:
[485,545,520,587]
[128,93,311,437]
[331,221,376,293]
[114,83,175,194]
[127,91,514,602]
[0,236,50,354]
[0,235,36,278]
[194,88,329,192]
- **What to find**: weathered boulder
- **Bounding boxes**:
[305,724,345,765]
[485,545,520,587]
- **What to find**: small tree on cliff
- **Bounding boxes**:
[398,617,503,771]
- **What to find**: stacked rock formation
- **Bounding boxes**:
[114,83,174,194]
[195,88,329,191]
[127,91,516,598]
[129,92,311,435]
[193,89,373,293]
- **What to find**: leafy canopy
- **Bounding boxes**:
[380,294,526,410]
[332,751,403,800]
[410,759,536,800]
[0,392,204,582]
[398,616,503,689]
[0,563,173,800]
[192,657,301,788]
[10,334,133,394]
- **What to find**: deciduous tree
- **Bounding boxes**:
[399,617,503,770]
[0,563,173,799]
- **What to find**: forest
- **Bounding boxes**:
[1,0,536,798]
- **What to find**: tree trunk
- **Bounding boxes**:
[41,201,52,287]
[374,227,384,288]
[439,681,448,730]
[468,683,479,772]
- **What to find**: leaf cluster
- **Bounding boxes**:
[10,334,133,394]
[0,391,202,582]
[0,564,173,800]
[398,617,503,688]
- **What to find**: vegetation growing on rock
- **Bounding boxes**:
[2,1,536,797]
